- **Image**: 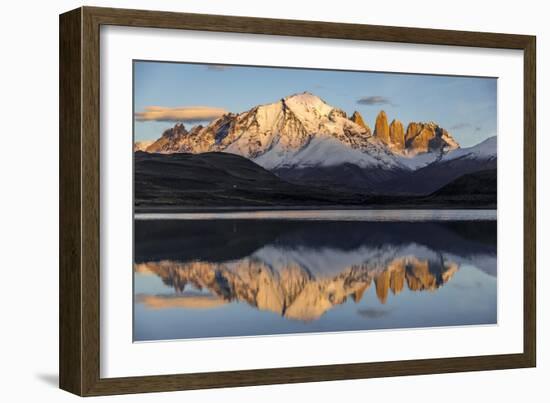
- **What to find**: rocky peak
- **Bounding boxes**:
[133,140,154,152]
[405,121,459,155]
[284,91,322,102]
[328,108,348,121]
[161,123,187,139]
[188,124,203,135]
[144,123,190,153]
[350,111,369,130]
[374,110,390,144]
[283,91,334,118]
[389,119,405,150]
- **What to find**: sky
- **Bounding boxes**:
[134,61,497,147]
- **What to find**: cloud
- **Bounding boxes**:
[449,123,483,132]
[450,122,471,130]
[357,308,391,319]
[451,281,482,290]
[356,95,394,106]
[135,106,228,123]
[206,65,231,71]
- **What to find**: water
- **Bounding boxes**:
[133,210,497,342]
[135,209,497,221]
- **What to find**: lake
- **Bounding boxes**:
[134,210,497,341]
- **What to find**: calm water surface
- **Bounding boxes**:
[134,210,497,341]
[136,209,497,221]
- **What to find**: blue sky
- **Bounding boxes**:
[134,61,497,147]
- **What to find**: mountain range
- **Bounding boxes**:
[134,92,496,207]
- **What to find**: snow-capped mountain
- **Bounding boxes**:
[441,136,496,163]
[136,92,496,195]
[382,136,497,195]
[141,92,460,171]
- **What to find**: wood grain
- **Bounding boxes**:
[59,7,82,395]
[59,6,537,396]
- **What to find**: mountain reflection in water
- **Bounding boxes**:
[135,255,459,321]
[134,218,497,341]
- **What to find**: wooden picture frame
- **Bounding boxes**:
[59,6,536,396]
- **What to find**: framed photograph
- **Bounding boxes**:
[59,6,536,396]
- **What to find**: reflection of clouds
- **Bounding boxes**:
[357,308,391,319]
[137,293,228,310]
[450,280,483,290]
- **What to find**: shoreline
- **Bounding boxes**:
[134,204,497,214]
[134,208,497,221]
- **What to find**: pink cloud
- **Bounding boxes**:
[135,106,227,122]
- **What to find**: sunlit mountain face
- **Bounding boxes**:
[133,219,497,341]
[134,93,496,204]
[135,254,459,321]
